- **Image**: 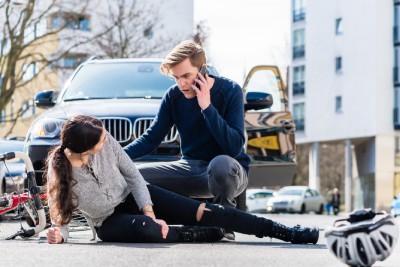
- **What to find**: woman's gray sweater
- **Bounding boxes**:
[47,132,153,242]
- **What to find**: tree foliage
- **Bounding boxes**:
[0,0,207,138]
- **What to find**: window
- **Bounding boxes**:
[67,16,89,31]
[335,96,342,112]
[0,38,11,55]
[293,103,305,131]
[395,5,400,43]
[335,18,343,35]
[24,19,47,44]
[395,87,400,128]
[293,65,305,95]
[51,13,90,31]
[293,0,306,22]
[9,95,14,121]
[62,54,87,68]
[335,57,342,72]
[293,29,305,59]
[21,99,35,119]
[22,62,39,81]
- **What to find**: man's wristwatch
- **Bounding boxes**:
[143,206,154,213]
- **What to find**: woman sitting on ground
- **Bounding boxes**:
[45,115,319,244]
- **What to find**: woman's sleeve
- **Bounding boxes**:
[46,156,70,242]
[107,133,153,209]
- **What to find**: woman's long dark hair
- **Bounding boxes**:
[44,115,103,225]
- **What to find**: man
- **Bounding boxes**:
[124,40,250,239]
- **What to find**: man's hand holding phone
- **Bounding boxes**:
[192,66,212,110]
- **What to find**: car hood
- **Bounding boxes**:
[269,195,302,202]
[45,98,162,119]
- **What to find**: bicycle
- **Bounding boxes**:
[0,151,48,239]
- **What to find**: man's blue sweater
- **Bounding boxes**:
[124,76,251,174]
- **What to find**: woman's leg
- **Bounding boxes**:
[96,189,223,243]
[197,203,319,244]
[147,184,319,244]
[147,184,201,225]
[96,213,181,243]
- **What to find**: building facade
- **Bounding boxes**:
[290,0,398,211]
[0,0,194,138]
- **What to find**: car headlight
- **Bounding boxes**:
[31,118,66,139]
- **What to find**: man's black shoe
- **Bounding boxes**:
[175,226,225,243]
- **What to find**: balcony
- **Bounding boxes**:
[293,81,305,95]
[293,45,305,59]
[293,9,305,22]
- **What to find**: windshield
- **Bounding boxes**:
[278,188,304,196]
[62,62,176,100]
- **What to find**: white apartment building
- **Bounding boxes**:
[290,0,398,211]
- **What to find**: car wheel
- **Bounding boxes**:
[300,203,306,214]
[235,191,247,212]
[317,204,324,215]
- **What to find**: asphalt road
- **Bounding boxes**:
[0,213,399,267]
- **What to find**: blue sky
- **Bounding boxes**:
[194,0,291,85]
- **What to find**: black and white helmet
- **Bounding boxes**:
[325,209,399,267]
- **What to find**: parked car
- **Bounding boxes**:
[26,58,297,210]
[391,193,400,217]
[0,138,26,194]
[246,188,276,213]
[266,186,325,214]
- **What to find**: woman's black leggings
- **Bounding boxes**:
[95,185,273,243]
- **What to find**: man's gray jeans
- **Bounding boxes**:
[137,155,248,208]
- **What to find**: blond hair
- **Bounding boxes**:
[160,40,206,75]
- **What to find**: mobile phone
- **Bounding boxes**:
[194,66,209,89]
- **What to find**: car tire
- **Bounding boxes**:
[300,203,306,214]
[236,191,247,212]
[317,204,324,215]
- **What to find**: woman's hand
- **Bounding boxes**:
[153,218,169,239]
[142,205,168,239]
[142,205,156,220]
[46,227,63,244]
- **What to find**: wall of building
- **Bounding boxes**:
[297,0,393,144]
[291,0,396,210]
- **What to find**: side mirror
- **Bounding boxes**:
[248,195,255,200]
[34,90,56,109]
[244,92,273,111]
